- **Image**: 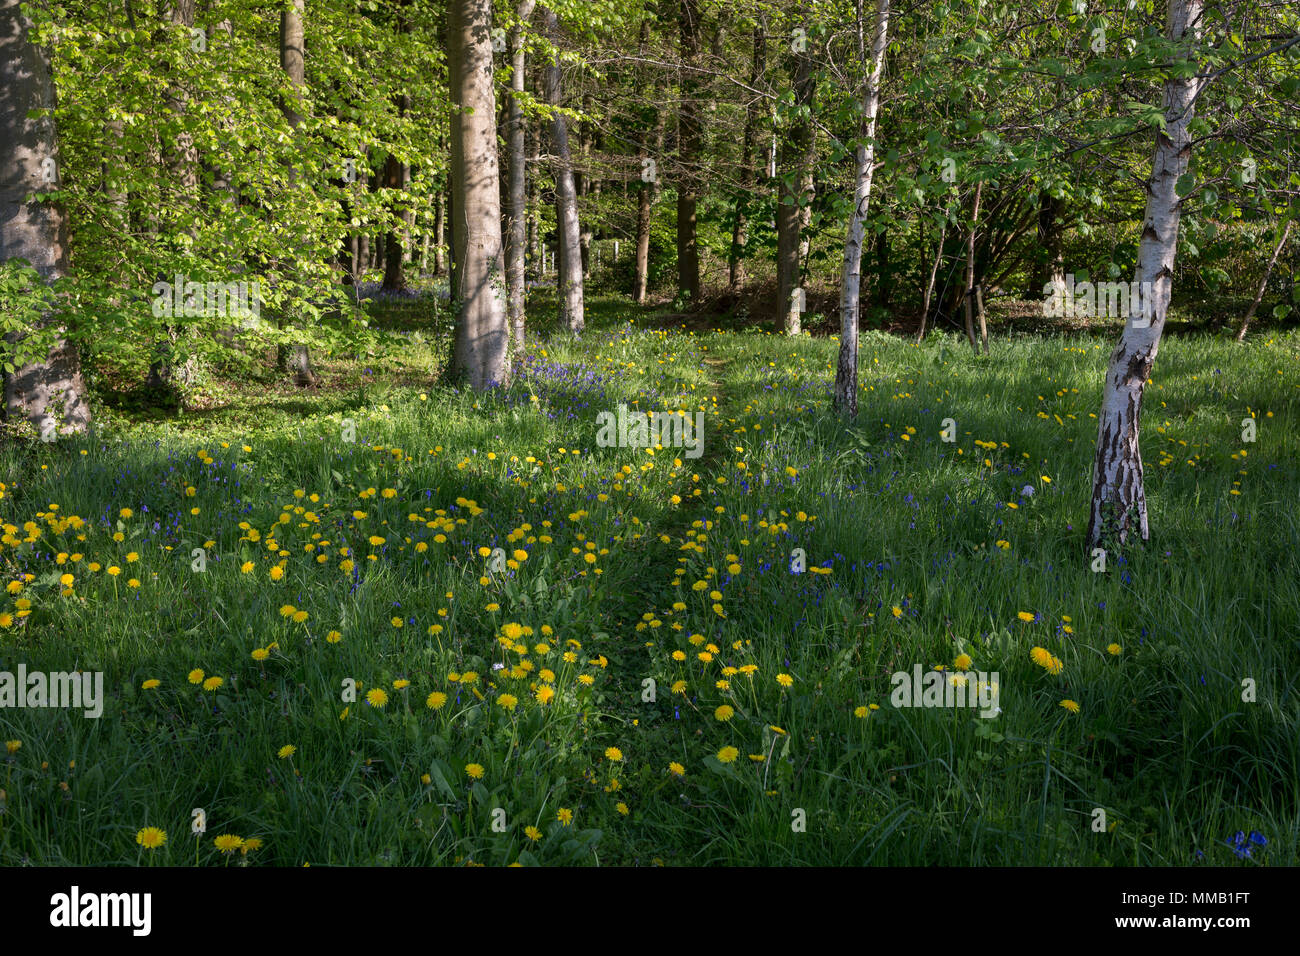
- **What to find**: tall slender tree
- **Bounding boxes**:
[833,0,890,416]
[1087,0,1204,551]
[447,0,510,388]
[505,0,537,354]
[542,6,583,333]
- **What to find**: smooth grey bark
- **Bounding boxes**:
[542,7,583,333]
[676,0,701,303]
[833,0,890,415]
[729,24,765,295]
[506,0,537,354]
[448,0,510,388]
[1087,0,1204,551]
[0,0,91,436]
[276,0,321,386]
[776,7,815,335]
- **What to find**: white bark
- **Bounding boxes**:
[1088,0,1204,550]
[833,0,890,416]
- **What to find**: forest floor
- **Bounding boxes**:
[0,291,1297,865]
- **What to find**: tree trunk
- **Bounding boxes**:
[433,190,446,275]
[676,0,701,303]
[0,0,92,437]
[916,217,946,343]
[506,0,536,354]
[1033,190,1065,297]
[1236,220,1291,341]
[542,7,584,333]
[447,0,510,388]
[833,0,890,416]
[962,180,982,352]
[776,10,815,335]
[1087,0,1203,552]
[729,24,765,295]
[276,0,321,386]
[381,150,409,291]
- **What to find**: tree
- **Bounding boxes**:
[833,0,890,416]
[1087,0,1204,552]
[542,6,583,334]
[775,5,815,335]
[505,0,537,354]
[447,0,510,389]
[676,0,701,304]
[0,0,91,437]
[278,0,322,387]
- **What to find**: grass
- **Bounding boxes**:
[1,292,1297,866]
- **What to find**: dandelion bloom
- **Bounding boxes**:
[954,653,972,670]
[393,679,410,691]
[1107,643,1122,656]
[717,746,740,764]
[188,669,205,684]
[1030,647,1053,669]
[1017,611,1035,622]
[668,762,685,777]
[213,834,244,854]
[854,706,869,718]
[251,648,270,661]
[241,838,263,855]
[202,676,223,691]
[141,679,161,690]
[524,826,542,842]
[465,763,485,779]
[4,740,20,755]
[366,688,388,708]
[535,685,555,705]
[136,827,166,849]
[556,808,573,826]
[714,704,734,722]
[278,745,296,759]
[426,691,448,710]
[605,747,624,762]
[776,673,793,688]
[1059,699,1080,714]
[326,630,342,644]
[497,693,518,711]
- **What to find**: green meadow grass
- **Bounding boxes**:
[1,296,1297,866]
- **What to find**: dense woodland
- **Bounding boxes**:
[0,0,1298,869]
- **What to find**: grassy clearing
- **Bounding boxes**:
[1,295,1297,866]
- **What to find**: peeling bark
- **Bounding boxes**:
[1087,0,1203,551]
[834,0,890,416]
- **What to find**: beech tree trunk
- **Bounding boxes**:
[833,0,890,416]
[277,0,321,386]
[542,7,584,333]
[1087,0,1204,551]
[729,24,765,295]
[0,0,92,436]
[448,0,510,388]
[775,9,815,335]
[505,0,536,354]
[676,0,701,303]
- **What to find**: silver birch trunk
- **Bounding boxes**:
[1087,0,1204,550]
[833,0,890,415]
